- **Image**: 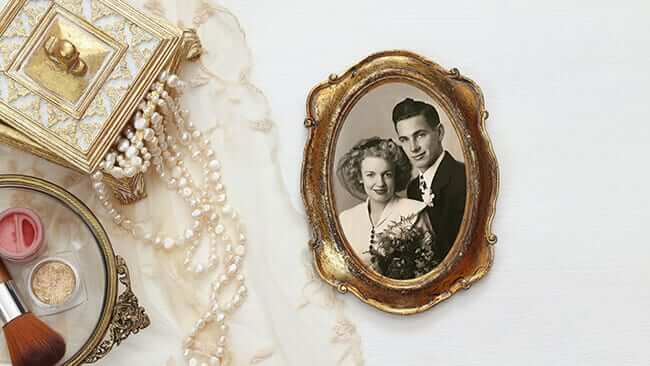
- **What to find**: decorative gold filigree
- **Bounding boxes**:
[97,20,127,42]
[0,40,22,69]
[0,175,146,365]
[105,84,128,109]
[84,255,151,364]
[181,28,202,61]
[107,59,132,81]
[91,0,115,22]
[76,120,102,149]
[0,0,198,204]
[85,93,107,118]
[129,45,154,69]
[0,0,166,170]
[20,97,42,121]
[50,118,78,144]
[4,16,30,37]
[303,50,499,314]
[47,103,70,127]
[129,22,155,45]
[6,78,31,103]
[55,0,84,16]
[103,172,147,204]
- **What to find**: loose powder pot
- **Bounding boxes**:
[30,258,78,306]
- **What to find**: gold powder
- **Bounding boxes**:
[31,260,76,305]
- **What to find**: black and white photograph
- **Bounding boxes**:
[334,82,467,280]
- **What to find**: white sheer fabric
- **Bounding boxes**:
[0,0,362,365]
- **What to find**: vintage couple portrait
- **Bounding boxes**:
[304,50,497,313]
[334,83,466,280]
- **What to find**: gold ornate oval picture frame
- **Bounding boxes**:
[301,50,498,314]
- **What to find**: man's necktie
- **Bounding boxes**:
[419,174,435,207]
[419,174,428,198]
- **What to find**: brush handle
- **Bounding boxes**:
[0,260,11,283]
[0,260,27,326]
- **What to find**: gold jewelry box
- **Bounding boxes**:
[0,0,201,204]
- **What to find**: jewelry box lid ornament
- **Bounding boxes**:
[0,0,197,174]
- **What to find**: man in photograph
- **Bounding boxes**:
[393,98,467,263]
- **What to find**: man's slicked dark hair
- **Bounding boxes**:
[392,98,440,129]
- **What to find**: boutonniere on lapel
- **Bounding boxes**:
[424,192,435,207]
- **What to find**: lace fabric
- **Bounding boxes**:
[0,0,362,365]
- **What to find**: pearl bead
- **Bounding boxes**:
[167,74,178,87]
[232,294,242,306]
[208,160,220,171]
[209,172,220,182]
[172,166,182,178]
[215,313,225,323]
[131,156,143,167]
[235,245,245,256]
[121,219,133,230]
[112,167,125,179]
[125,166,137,177]
[134,117,148,130]
[97,75,248,363]
[125,145,138,158]
[133,224,147,239]
[163,237,175,249]
[117,138,130,152]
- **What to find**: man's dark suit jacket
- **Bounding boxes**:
[407,151,466,263]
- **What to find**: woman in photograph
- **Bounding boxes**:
[337,137,438,279]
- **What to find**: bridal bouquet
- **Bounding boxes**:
[368,214,438,280]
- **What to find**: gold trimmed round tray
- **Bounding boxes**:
[0,174,149,365]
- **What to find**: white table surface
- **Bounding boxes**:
[220,1,650,365]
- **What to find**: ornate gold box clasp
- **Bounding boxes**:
[0,0,202,204]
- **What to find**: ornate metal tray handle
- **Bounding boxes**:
[84,256,150,364]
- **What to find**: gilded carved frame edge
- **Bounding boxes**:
[301,50,499,315]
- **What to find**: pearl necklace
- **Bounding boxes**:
[91,72,247,366]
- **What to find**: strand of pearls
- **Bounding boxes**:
[91,71,247,366]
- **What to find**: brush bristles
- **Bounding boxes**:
[3,313,66,366]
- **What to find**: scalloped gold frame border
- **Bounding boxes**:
[301,50,499,314]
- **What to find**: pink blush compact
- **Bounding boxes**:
[0,208,46,262]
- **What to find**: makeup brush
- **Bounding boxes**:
[0,260,65,366]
